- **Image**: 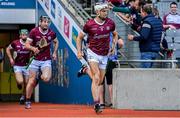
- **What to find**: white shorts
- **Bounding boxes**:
[13,66,29,76]
[29,59,52,72]
[87,48,108,69]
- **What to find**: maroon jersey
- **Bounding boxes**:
[163,13,180,29]
[83,18,115,56]
[29,27,56,61]
[10,39,30,66]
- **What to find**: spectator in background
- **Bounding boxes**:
[109,0,145,31]
[152,7,174,60]
[128,4,163,68]
[163,2,180,30]
[153,7,175,30]
[153,8,168,49]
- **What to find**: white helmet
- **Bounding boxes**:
[94,2,108,11]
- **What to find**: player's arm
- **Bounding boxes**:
[117,12,132,23]
[25,38,39,54]
[76,31,85,59]
[117,37,124,49]
[52,38,59,60]
[110,31,118,54]
[112,6,131,13]
[6,45,14,65]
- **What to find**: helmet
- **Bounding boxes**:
[94,2,108,11]
[19,29,29,35]
[39,15,50,22]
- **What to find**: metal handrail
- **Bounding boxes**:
[58,0,83,27]
[115,59,178,68]
[60,0,91,27]
[69,0,91,20]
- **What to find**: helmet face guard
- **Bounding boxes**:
[39,15,51,23]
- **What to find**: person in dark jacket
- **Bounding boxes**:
[110,0,145,31]
[128,4,163,68]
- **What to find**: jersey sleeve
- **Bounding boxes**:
[83,21,89,33]
[163,14,168,25]
[52,31,57,40]
[9,41,15,49]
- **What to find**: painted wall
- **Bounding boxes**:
[37,0,93,104]
[113,68,180,110]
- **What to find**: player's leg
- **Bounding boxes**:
[13,66,27,104]
[25,60,39,109]
[40,60,52,83]
[77,64,93,80]
[89,61,99,101]
[106,60,117,107]
[98,68,106,109]
[97,55,108,110]
[14,71,25,104]
[22,67,29,97]
[99,83,105,108]
[21,68,29,104]
[108,84,112,107]
[25,70,37,109]
[77,64,88,77]
[106,70,112,106]
[98,56,108,86]
[41,66,51,82]
[86,49,104,113]
[14,72,24,89]
[88,61,103,113]
[13,66,24,89]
